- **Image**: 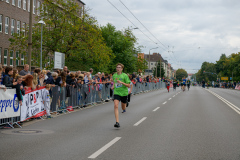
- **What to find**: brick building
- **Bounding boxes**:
[0,0,85,68]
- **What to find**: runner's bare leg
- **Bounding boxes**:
[114,100,119,122]
[121,102,126,111]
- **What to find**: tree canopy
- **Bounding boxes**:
[176,68,188,80]
[9,1,148,73]
[194,52,240,82]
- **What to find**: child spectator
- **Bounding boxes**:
[15,75,25,106]
[2,66,17,87]
[43,84,52,119]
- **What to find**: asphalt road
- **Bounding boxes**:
[1,86,240,160]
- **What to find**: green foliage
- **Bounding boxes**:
[136,56,148,74]
[195,52,240,82]
[153,60,165,77]
[100,24,141,74]
[176,68,188,80]
[9,0,112,71]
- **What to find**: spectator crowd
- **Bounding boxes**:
[0,64,166,119]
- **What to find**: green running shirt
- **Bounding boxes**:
[113,73,131,96]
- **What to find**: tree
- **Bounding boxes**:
[100,24,141,73]
[136,56,148,74]
[153,60,165,77]
[176,68,188,80]
[9,0,112,71]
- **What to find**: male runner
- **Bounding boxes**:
[202,79,206,88]
[173,79,177,91]
[166,79,170,92]
[187,78,191,91]
[111,63,131,128]
[182,77,186,91]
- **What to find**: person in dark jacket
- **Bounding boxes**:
[2,66,17,88]
[45,72,54,84]
[15,75,25,106]
[51,72,61,86]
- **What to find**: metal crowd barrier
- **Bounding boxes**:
[0,116,22,128]
[50,81,166,114]
[1,82,166,128]
[0,87,22,128]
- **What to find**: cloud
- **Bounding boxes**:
[85,0,240,73]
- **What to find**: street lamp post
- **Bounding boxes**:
[148,47,158,75]
[38,20,45,70]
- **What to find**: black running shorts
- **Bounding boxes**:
[114,95,128,103]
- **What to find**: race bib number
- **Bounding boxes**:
[116,83,122,88]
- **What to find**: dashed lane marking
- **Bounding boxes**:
[134,117,147,126]
[168,98,172,100]
[88,137,122,159]
[153,107,160,112]
[163,101,167,105]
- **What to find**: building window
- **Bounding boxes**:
[12,0,15,6]
[5,17,9,34]
[17,21,20,36]
[6,0,9,3]
[18,0,21,8]
[151,63,153,65]
[21,54,24,65]
[11,19,15,35]
[10,50,13,66]
[22,22,26,36]
[16,51,19,66]
[28,0,30,12]
[33,0,36,14]
[0,15,2,32]
[23,0,26,10]
[4,49,8,65]
[37,1,41,15]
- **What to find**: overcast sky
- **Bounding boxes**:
[85,0,240,73]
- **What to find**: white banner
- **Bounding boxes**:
[20,87,45,121]
[0,89,20,119]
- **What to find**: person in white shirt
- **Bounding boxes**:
[43,84,52,119]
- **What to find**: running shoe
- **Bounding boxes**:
[122,110,126,113]
[114,122,120,128]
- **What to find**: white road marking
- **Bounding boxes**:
[88,137,122,159]
[206,90,240,115]
[153,107,160,112]
[173,95,175,97]
[168,98,172,100]
[134,117,147,126]
[163,101,167,105]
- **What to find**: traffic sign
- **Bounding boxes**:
[221,77,228,80]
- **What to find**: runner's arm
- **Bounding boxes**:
[117,80,130,88]
[130,83,133,93]
[111,82,115,90]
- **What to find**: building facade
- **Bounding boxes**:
[143,52,175,78]
[0,0,85,68]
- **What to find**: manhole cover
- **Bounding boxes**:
[13,130,42,134]
[1,129,54,135]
